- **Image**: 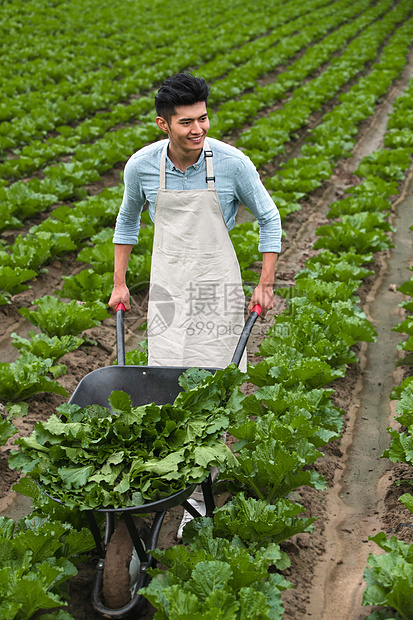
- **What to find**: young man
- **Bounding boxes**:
[109,72,281,536]
[109,72,281,369]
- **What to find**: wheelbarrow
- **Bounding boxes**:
[50,303,262,618]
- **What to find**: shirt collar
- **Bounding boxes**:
[165,142,205,172]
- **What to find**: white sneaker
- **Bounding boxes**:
[177,498,206,540]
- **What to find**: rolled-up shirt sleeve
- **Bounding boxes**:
[113,156,146,245]
[234,156,282,254]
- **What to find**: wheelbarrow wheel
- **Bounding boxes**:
[102,516,150,609]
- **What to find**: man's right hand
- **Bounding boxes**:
[108,283,131,311]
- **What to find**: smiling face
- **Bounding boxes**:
[156,101,209,167]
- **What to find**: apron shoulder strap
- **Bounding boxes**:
[159,140,215,190]
[203,139,215,190]
[159,142,168,190]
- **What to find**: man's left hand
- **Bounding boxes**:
[248,282,274,318]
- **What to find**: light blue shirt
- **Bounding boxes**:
[113,137,282,253]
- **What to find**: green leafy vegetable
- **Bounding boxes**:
[220,411,327,503]
[190,493,315,549]
[363,533,413,620]
[141,523,291,619]
[18,296,109,337]
[0,354,68,402]
[0,417,17,447]
[247,347,345,390]
[0,515,94,620]
[11,332,83,362]
[0,266,36,305]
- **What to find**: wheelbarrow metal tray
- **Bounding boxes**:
[69,364,219,410]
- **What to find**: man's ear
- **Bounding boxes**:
[156,116,169,134]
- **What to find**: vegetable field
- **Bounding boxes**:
[2,0,413,618]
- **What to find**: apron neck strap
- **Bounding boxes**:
[159,139,215,190]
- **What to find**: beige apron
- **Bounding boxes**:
[147,139,246,371]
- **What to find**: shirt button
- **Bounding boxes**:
[184,177,187,181]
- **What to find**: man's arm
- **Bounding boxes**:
[109,151,149,311]
[248,252,278,317]
[232,155,281,318]
[108,244,133,311]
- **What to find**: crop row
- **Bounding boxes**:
[0,512,95,620]
[266,11,413,220]
[208,0,393,140]
[0,0,255,111]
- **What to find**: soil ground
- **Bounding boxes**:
[2,53,413,620]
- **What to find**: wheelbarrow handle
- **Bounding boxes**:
[116,303,126,366]
[230,304,262,367]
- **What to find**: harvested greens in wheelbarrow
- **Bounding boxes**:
[9,365,244,510]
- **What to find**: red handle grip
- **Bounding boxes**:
[116,303,126,312]
[251,304,262,316]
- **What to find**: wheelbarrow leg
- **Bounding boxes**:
[181,474,215,519]
[146,510,167,551]
[123,510,168,568]
[123,512,149,565]
[201,474,215,517]
[86,511,105,558]
[105,512,116,547]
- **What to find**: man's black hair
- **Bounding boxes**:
[154,72,210,121]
